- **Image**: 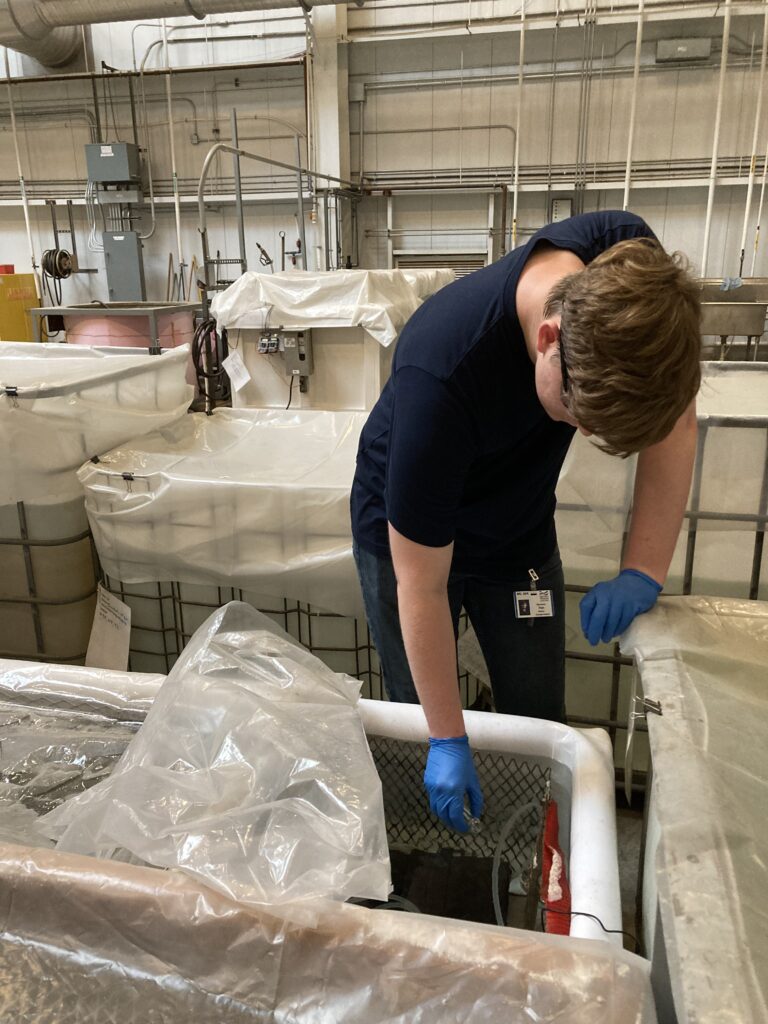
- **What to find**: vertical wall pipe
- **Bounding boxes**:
[295,132,308,268]
[230,108,247,273]
[511,0,526,250]
[622,0,644,212]
[162,19,185,295]
[751,135,768,275]
[3,48,40,299]
[701,0,732,278]
[545,0,560,217]
[740,1,768,276]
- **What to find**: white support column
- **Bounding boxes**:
[310,5,350,270]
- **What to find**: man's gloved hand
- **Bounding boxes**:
[580,569,662,646]
[424,735,484,833]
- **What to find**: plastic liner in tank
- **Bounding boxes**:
[622,596,768,1024]
[78,407,366,618]
[40,602,391,907]
[0,342,193,506]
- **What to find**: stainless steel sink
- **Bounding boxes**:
[700,301,767,337]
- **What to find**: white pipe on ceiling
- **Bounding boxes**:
[738,0,768,276]
[750,135,768,276]
[622,0,643,211]
[701,0,732,278]
[511,1,525,249]
[3,47,41,296]
[0,0,346,67]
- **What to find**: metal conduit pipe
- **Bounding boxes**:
[702,0,733,276]
[0,101,97,135]
[197,140,354,314]
[622,0,644,211]
[4,47,40,296]
[739,0,768,275]
[511,1,525,249]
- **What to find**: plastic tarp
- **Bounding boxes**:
[0,658,164,722]
[0,343,193,504]
[0,843,656,1024]
[0,658,656,1024]
[41,602,391,908]
[621,596,768,1024]
[0,662,162,849]
[399,267,456,299]
[79,407,367,618]
[209,268,452,347]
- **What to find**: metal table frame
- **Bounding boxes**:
[30,302,201,354]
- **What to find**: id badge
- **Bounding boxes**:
[514,589,554,619]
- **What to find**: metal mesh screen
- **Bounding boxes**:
[369,735,550,885]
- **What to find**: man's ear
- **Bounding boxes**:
[536,318,561,356]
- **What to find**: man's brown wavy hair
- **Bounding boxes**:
[545,236,701,457]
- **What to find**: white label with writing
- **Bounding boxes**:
[222,350,252,391]
[85,585,131,670]
[100,145,114,157]
[513,589,554,619]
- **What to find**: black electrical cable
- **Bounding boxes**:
[286,374,295,409]
[538,903,638,952]
[192,318,221,379]
[41,248,72,308]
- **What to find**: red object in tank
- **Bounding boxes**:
[542,799,572,935]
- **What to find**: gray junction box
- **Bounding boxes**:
[86,143,142,184]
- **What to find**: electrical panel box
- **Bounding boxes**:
[281,330,314,377]
[86,142,142,184]
[656,38,712,63]
[550,198,573,223]
[103,231,146,301]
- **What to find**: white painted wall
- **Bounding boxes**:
[0,4,766,299]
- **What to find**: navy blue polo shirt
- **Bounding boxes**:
[351,211,656,578]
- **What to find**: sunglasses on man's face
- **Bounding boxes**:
[559,336,570,403]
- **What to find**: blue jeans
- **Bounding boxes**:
[353,542,566,723]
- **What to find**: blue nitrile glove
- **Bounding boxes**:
[424,735,484,833]
[580,569,662,646]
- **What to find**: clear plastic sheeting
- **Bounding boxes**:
[0,658,163,721]
[621,597,768,1024]
[0,703,135,830]
[79,408,367,617]
[0,659,158,849]
[398,267,456,299]
[209,268,447,347]
[0,343,193,504]
[41,602,391,908]
[0,846,657,1024]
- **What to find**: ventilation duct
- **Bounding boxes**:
[0,0,348,68]
[0,0,79,66]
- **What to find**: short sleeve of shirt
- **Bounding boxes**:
[536,211,657,265]
[385,366,478,547]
